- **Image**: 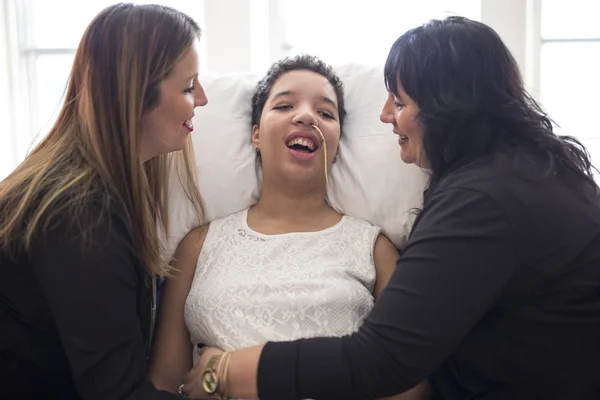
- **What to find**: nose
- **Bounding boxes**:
[195,83,208,107]
[292,103,317,127]
[380,94,394,124]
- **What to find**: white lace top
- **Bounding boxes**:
[184,208,382,352]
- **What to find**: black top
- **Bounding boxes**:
[0,204,177,399]
[258,151,600,400]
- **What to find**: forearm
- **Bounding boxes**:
[148,343,193,392]
[149,227,204,393]
[224,345,263,399]
[222,342,428,400]
[257,335,419,400]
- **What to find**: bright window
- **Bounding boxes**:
[276,0,481,66]
[539,0,600,167]
[8,0,204,167]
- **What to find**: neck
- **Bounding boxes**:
[252,178,331,223]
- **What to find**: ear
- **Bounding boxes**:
[251,125,260,148]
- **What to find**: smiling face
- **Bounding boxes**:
[252,69,340,186]
[139,39,208,162]
[379,85,426,167]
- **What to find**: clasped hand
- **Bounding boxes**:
[179,346,224,399]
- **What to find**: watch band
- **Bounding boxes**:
[202,353,223,395]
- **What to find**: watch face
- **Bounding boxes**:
[202,371,218,394]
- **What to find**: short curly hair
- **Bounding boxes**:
[251,54,346,135]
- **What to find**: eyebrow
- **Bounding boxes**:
[271,90,337,108]
[184,73,198,83]
[394,91,407,103]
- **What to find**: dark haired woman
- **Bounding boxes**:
[181,17,600,400]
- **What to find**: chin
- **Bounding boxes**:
[166,139,189,155]
[280,166,321,185]
[399,153,416,165]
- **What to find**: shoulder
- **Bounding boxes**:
[427,154,526,225]
[373,233,399,260]
[176,225,210,254]
[342,214,382,233]
[339,215,383,252]
[29,198,143,289]
[435,149,585,223]
[439,149,566,197]
[421,186,506,224]
[439,153,512,193]
[170,224,210,274]
[174,223,211,259]
[411,187,513,259]
[36,195,130,252]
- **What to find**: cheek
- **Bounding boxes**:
[140,111,159,138]
[324,133,340,162]
[175,98,193,119]
[163,97,194,126]
[326,140,339,160]
[185,95,196,111]
[322,127,339,147]
[397,113,421,137]
[258,115,284,142]
[410,122,425,156]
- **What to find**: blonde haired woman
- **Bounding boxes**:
[0,3,206,398]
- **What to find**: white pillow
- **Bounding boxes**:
[165,64,428,258]
[327,64,428,245]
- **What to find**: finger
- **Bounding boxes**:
[183,380,205,400]
[180,378,195,399]
[176,382,186,398]
[182,369,194,385]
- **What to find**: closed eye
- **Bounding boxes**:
[274,105,334,119]
[184,85,195,94]
[319,111,335,119]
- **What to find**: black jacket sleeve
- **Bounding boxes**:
[30,214,179,400]
[258,188,518,399]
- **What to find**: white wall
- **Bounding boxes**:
[202,0,274,74]
[201,0,537,81]
[0,0,16,177]
[481,0,528,72]
[0,0,543,179]
[480,0,540,94]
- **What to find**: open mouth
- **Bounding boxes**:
[183,118,194,131]
[286,137,317,153]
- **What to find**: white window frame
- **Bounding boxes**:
[2,0,597,178]
[1,0,78,174]
[0,0,208,179]
[1,0,33,175]
[535,0,600,171]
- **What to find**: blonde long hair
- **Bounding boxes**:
[0,3,203,276]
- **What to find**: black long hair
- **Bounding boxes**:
[384,16,597,205]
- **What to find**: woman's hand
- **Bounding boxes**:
[179,346,224,399]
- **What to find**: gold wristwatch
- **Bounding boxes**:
[202,353,222,396]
